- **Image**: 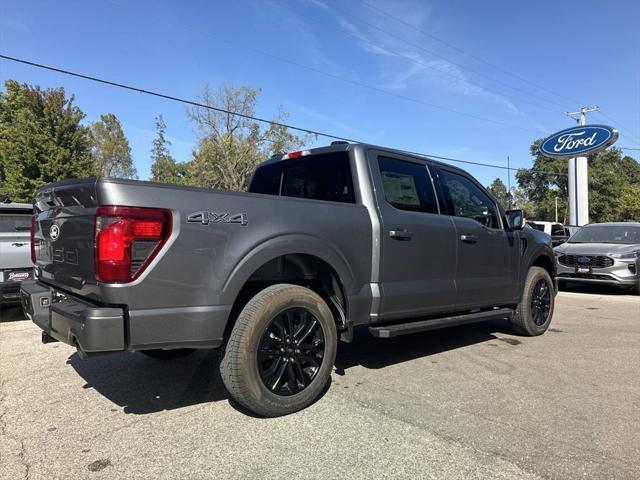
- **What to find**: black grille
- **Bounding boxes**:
[558,273,611,280]
[558,254,614,268]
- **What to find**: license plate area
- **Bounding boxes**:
[576,266,592,274]
[1,269,33,283]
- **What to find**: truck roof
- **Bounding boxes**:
[263,142,465,173]
[0,202,33,211]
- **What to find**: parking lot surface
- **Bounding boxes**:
[1,287,638,479]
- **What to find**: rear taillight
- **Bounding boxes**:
[30,215,36,264]
[94,206,172,283]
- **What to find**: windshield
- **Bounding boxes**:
[0,214,31,232]
[568,225,640,244]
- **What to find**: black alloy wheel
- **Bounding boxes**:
[530,279,551,326]
[257,307,325,396]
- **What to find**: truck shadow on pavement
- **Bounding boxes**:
[67,319,511,416]
[0,305,27,322]
[67,349,229,415]
[334,320,506,375]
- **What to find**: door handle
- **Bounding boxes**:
[12,242,28,247]
[460,234,478,244]
[389,229,413,240]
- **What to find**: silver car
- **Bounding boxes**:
[554,222,640,292]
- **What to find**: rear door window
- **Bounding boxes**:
[0,214,31,233]
[377,156,439,214]
[250,152,355,204]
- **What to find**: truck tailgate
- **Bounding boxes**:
[33,179,99,294]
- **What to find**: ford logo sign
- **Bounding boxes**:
[577,256,591,264]
[49,223,60,241]
[539,125,618,158]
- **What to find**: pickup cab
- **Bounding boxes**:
[21,143,556,416]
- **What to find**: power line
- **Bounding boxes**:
[0,53,565,178]
[329,2,573,111]
[595,111,640,146]
[356,0,583,107]
[281,2,562,116]
[212,40,542,133]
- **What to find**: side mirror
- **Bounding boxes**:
[506,209,524,230]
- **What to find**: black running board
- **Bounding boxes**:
[369,308,514,338]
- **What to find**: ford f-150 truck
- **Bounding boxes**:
[21,142,556,416]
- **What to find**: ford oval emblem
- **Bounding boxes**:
[577,256,591,264]
[49,223,60,241]
[539,125,618,158]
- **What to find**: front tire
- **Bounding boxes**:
[510,267,555,336]
[220,284,337,417]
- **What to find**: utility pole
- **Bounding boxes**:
[565,106,599,226]
[507,155,511,208]
[555,197,558,223]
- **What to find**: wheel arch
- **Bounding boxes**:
[529,250,556,285]
[220,234,357,343]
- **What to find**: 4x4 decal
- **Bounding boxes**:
[187,211,248,226]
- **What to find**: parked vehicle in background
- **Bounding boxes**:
[526,221,569,246]
[554,222,640,292]
[1,203,34,306]
[21,143,557,416]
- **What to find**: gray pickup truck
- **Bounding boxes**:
[21,142,556,416]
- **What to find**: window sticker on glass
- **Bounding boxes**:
[381,172,420,207]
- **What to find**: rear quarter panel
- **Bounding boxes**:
[95,180,373,312]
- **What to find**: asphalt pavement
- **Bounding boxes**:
[1,285,638,479]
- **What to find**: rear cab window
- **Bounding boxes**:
[249,152,355,204]
[0,211,32,233]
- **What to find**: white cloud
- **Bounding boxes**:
[1,14,30,34]
[307,0,520,114]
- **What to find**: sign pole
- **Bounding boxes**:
[566,106,599,226]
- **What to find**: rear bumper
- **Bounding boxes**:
[21,280,125,356]
[20,280,230,356]
[1,282,22,304]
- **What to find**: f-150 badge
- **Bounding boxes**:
[187,211,248,226]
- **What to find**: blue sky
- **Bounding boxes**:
[1,0,638,187]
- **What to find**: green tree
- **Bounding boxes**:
[150,115,185,184]
[516,139,640,223]
[185,85,307,191]
[0,80,93,202]
[90,113,137,179]
[487,178,512,209]
[515,139,568,222]
[618,183,640,221]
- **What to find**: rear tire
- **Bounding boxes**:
[220,284,337,417]
[510,267,555,336]
[140,349,195,359]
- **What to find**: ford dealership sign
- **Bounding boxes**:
[539,124,618,158]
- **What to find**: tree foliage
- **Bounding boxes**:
[185,85,307,191]
[516,139,640,223]
[90,113,137,179]
[150,115,185,184]
[0,80,93,202]
[486,178,512,209]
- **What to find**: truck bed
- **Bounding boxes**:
[31,177,373,349]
